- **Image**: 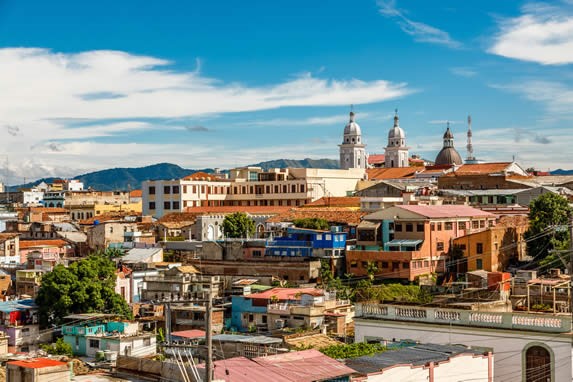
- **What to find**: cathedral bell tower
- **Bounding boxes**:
[339,110,367,170]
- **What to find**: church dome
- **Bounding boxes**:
[435,125,462,165]
[344,112,362,136]
[435,147,463,165]
[388,114,405,139]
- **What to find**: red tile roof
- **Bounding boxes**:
[29,207,68,214]
[303,196,360,208]
[185,206,291,214]
[397,204,496,218]
[444,162,513,176]
[368,154,385,165]
[182,171,219,181]
[367,167,418,180]
[8,358,68,369]
[245,287,324,301]
[129,189,142,198]
[266,207,365,225]
[19,239,70,249]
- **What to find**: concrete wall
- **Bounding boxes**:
[355,319,572,382]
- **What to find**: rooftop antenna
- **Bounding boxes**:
[466,114,475,161]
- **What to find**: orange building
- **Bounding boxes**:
[348,205,496,281]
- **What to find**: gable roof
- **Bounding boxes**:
[19,239,70,249]
[182,171,219,181]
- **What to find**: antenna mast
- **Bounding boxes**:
[466,115,475,162]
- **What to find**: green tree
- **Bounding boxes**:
[525,193,572,270]
[36,254,132,328]
[222,212,256,238]
[293,218,330,230]
[40,338,73,356]
[366,261,378,281]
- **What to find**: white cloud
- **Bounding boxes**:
[489,3,573,65]
[449,67,477,77]
[491,80,573,116]
[0,47,414,182]
[377,0,462,48]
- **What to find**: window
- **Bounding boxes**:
[148,201,156,210]
[476,243,483,254]
[459,222,467,230]
[525,346,551,382]
[395,224,402,232]
[325,234,332,240]
[381,261,388,268]
[431,223,435,231]
[350,261,358,268]
[262,315,267,324]
[361,261,368,268]
[172,185,180,194]
[423,261,429,267]
[416,224,424,232]
[248,314,254,322]
[459,244,466,250]
[445,222,453,230]
[437,242,444,251]
[476,259,483,270]
[405,223,413,232]
[89,339,100,348]
[437,223,442,231]
[164,201,171,210]
[472,221,479,229]
[402,262,410,269]
[252,250,262,257]
[172,201,180,210]
[164,186,171,194]
[148,186,155,195]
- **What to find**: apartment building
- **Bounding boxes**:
[347,205,496,281]
[142,167,366,218]
[0,233,20,266]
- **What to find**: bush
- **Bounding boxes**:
[40,338,73,356]
[321,342,386,359]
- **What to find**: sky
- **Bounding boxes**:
[0,0,572,184]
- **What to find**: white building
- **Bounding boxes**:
[354,303,573,382]
[339,111,367,170]
[142,167,366,218]
[384,111,409,168]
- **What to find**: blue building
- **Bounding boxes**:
[265,227,346,258]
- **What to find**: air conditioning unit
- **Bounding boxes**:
[275,319,286,329]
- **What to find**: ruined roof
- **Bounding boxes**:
[266,207,365,225]
[245,287,324,301]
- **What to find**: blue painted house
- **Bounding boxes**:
[265,227,346,258]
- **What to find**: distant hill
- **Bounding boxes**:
[550,169,573,175]
[8,158,340,191]
[250,158,340,171]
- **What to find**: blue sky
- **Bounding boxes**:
[0,0,572,183]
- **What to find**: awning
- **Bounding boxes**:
[385,239,423,246]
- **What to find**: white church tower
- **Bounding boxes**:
[384,110,409,168]
[339,110,367,170]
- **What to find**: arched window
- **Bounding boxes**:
[525,345,551,382]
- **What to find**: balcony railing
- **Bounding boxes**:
[356,303,572,333]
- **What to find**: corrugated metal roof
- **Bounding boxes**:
[397,204,495,218]
[212,334,282,345]
[253,349,356,382]
[198,357,292,382]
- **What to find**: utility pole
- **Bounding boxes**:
[205,281,214,382]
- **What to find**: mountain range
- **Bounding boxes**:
[8,158,340,191]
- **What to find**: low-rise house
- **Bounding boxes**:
[0,233,20,266]
[453,216,528,273]
[15,270,44,298]
[0,272,12,300]
[511,269,571,313]
[345,343,493,381]
[20,239,74,270]
[211,333,283,358]
[6,358,71,382]
[62,314,156,357]
[231,287,353,334]
[265,227,346,258]
[141,266,221,302]
[121,247,163,265]
[86,220,139,250]
[170,304,225,333]
[0,299,48,352]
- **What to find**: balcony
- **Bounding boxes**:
[267,303,290,314]
[356,303,572,333]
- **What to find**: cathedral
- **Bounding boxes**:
[338,109,467,169]
[339,111,367,170]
